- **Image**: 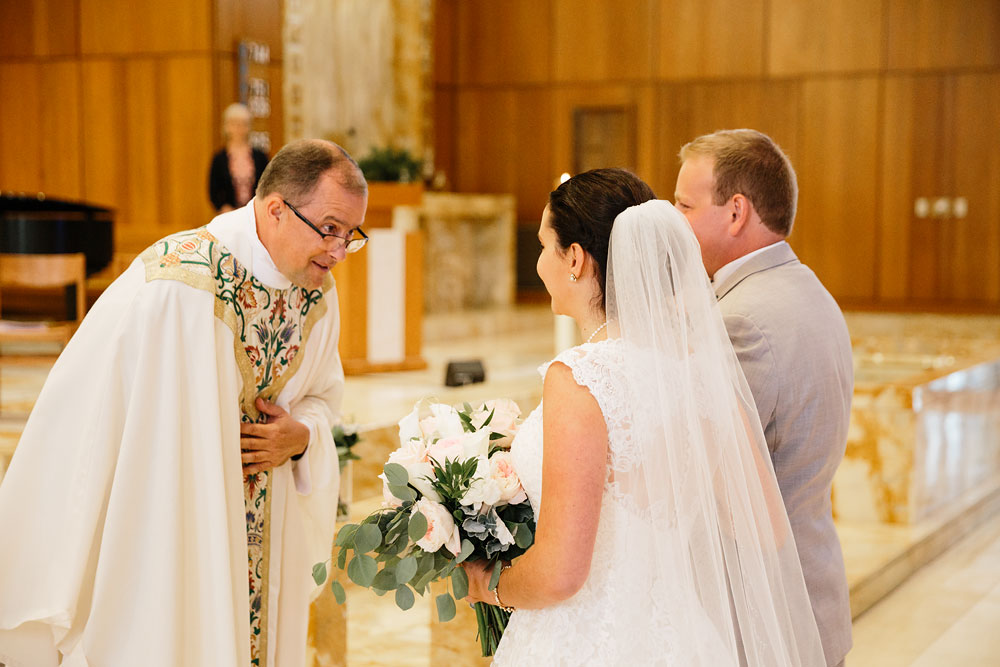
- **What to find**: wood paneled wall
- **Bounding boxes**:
[433,0,1000,310]
[0,0,283,261]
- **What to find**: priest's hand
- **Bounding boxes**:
[240,397,310,475]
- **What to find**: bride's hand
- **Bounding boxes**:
[460,560,495,605]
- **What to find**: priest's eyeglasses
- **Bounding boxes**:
[283,200,369,253]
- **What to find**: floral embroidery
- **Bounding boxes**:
[141,227,331,667]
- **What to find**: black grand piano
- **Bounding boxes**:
[0,192,114,317]
[0,192,114,275]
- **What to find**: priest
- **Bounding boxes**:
[0,139,368,666]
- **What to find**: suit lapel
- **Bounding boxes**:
[714,242,800,301]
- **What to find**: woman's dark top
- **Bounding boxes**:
[208,147,270,212]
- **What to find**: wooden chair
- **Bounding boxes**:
[0,252,87,360]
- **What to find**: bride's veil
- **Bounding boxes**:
[605,200,825,665]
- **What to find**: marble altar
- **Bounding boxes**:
[837,313,1000,524]
[412,193,517,313]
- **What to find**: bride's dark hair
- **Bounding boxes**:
[548,168,656,308]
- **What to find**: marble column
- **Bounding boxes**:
[284,0,432,163]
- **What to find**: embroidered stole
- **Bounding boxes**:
[142,228,331,667]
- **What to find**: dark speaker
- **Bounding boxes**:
[445,360,486,387]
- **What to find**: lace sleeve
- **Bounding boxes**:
[538,341,639,471]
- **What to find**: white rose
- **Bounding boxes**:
[429,403,465,438]
[425,435,465,466]
[483,399,521,434]
[489,451,527,505]
[398,406,422,444]
[461,455,502,510]
[386,440,440,502]
[412,498,461,556]
[426,429,489,467]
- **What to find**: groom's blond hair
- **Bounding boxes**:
[679,129,797,236]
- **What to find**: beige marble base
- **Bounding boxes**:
[837,313,1000,525]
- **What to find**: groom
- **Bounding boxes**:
[674,129,853,667]
[0,139,365,666]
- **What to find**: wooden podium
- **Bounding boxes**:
[332,184,426,375]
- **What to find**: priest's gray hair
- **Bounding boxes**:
[256,139,368,203]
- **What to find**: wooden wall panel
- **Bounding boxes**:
[454,88,554,221]
[654,80,800,200]
[160,57,215,240]
[432,0,458,85]
[0,3,36,57]
[122,60,165,245]
[215,0,284,57]
[553,0,654,82]
[456,0,551,84]
[81,60,127,211]
[768,0,881,75]
[793,77,879,301]
[432,87,457,187]
[887,0,1000,71]
[80,0,211,54]
[0,62,81,198]
[947,74,1000,302]
[0,64,43,192]
[879,76,950,302]
[39,62,83,199]
[0,0,78,58]
[656,0,765,80]
[81,59,164,253]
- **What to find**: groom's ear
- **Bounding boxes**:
[727,194,752,236]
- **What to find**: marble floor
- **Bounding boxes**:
[2,306,999,666]
[851,510,1000,666]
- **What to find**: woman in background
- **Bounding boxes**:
[208,103,269,213]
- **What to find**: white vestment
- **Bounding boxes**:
[0,203,342,667]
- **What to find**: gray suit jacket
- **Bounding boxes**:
[715,242,853,666]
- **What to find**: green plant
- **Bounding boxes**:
[358,146,423,183]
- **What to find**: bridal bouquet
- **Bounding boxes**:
[313,399,535,656]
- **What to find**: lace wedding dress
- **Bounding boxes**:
[495,340,730,666]
[490,200,825,666]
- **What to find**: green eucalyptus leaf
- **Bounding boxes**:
[436,593,457,622]
[336,545,348,569]
[330,580,346,605]
[384,462,409,486]
[347,554,378,588]
[396,556,419,585]
[413,568,437,593]
[455,539,475,564]
[395,585,415,611]
[487,560,503,591]
[353,523,383,555]
[388,483,417,503]
[514,523,534,549]
[311,561,328,586]
[372,566,399,592]
[450,566,469,600]
[334,523,359,547]
[408,511,428,542]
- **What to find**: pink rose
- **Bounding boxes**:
[412,498,461,556]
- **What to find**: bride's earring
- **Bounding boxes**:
[569,273,577,282]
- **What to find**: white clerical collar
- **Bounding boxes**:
[207,200,292,290]
[711,240,788,285]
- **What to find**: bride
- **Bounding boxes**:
[463,169,825,665]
